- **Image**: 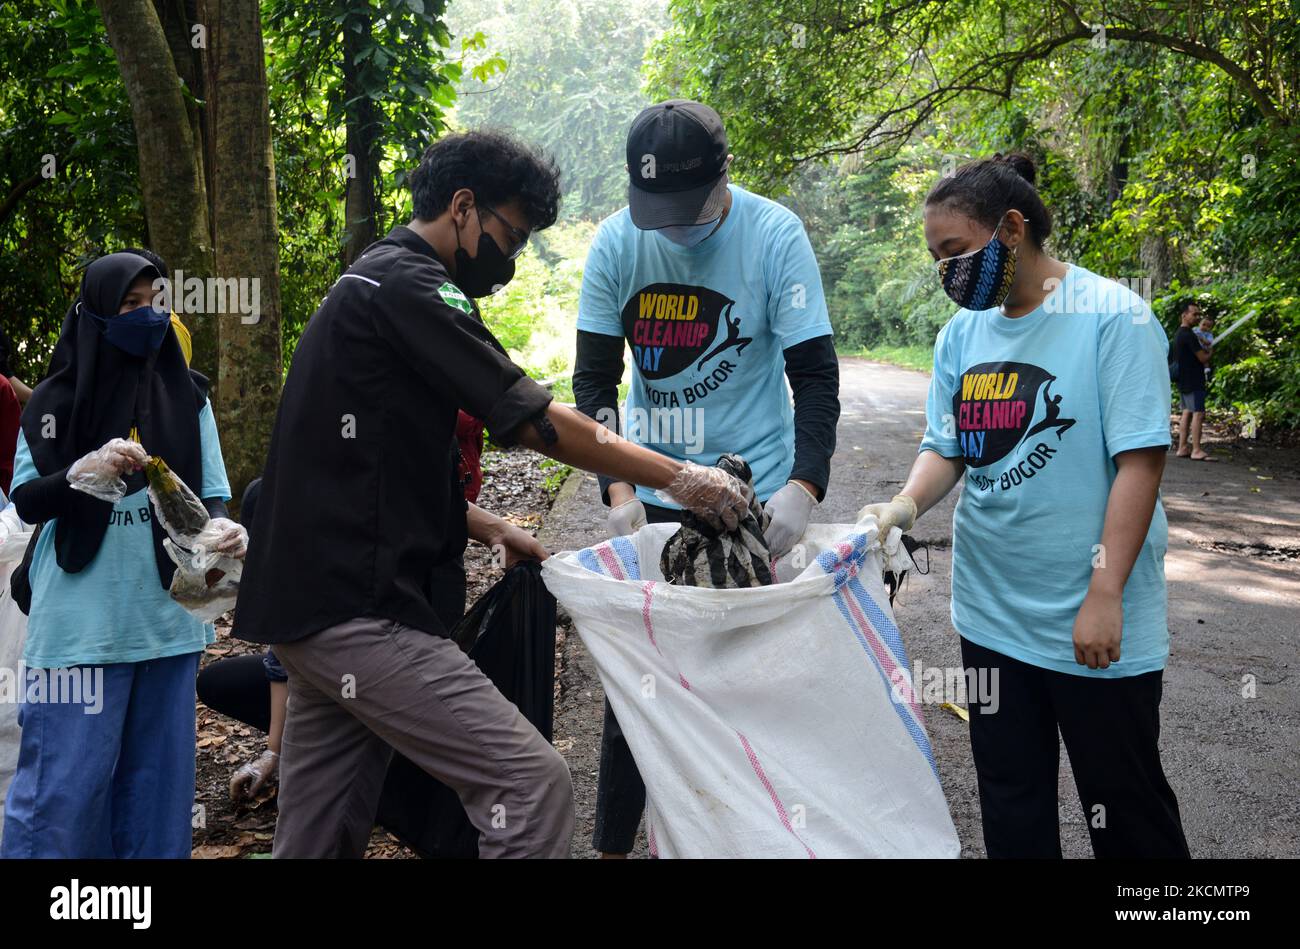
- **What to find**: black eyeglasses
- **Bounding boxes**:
[480,205,530,260]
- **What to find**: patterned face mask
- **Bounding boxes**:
[935,217,1017,310]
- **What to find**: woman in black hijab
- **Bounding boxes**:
[1,252,244,859]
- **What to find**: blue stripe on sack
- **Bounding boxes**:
[819,543,941,780]
[609,535,641,580]
[815,531,870,588]
[846,574,909,669]
[825,587,940,780]
[577,548,606,575]
[844,577,939,774]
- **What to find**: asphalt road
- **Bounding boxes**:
[540,357,1300,858]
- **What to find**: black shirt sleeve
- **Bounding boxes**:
[783,334,840,501]
[0,327,12,379]
[375,257,553,446]
[1174,327,1207,392]
[11,465,77,523]
[573,329,625,507]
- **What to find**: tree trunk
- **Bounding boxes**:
[96,0,217,381]
[342,5,380,264]
[154,0,213,233]
[209,0,282,512]
[1141,231,1175,293]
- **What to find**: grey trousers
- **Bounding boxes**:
[271,616,573,858]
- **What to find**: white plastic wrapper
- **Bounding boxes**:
[146,456,244,622]
[163,534,242,623]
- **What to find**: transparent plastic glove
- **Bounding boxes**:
[762,481,817,558]
[67,437,148,503]
[856,494,918,537]
[200,517,248,559]
[230,749,279,802]
[606,498,648,538]
[655,462,750,531]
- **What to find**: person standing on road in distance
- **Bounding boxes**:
[232,130,750,860]
[859,153,1190,859]
[572,99,840,857]
[1173,301,1214,461]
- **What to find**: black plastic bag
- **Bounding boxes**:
[374,560,557,858]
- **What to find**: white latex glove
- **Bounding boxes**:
[856,494,918,537]
[607,498,648,538]
[655,462,750,531]
[201,516,249,559]
[762,481,817,558]
[67,437,148,503]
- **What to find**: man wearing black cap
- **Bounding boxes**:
[573,100,841,857]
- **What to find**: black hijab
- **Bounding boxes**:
[22,252,209,589]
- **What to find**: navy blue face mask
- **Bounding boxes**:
[83,303,171,357]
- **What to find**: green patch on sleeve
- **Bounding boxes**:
[437,281,474,314]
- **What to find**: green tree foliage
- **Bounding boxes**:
[448,0,668,222]
[648,0,1300,426]
[0,1,476,382]
[0,0,142,381]
[265,0,474,359]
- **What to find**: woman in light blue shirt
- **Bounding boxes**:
[1,252,242,858]
[859,154,1189,859]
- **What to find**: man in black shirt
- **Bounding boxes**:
[234,131,751,858]
[1172,300,1213,461]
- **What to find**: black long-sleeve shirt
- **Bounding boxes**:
[234,226,553,644]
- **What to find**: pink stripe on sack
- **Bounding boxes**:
[840,588,923,718]
[596,544,625,579]
[640,582,692,690]
[736,730,816,859]
[641,581,659,651]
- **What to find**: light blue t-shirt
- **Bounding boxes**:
[13,400,231,668]
[577,183,832,505]
[919,265,1171,678]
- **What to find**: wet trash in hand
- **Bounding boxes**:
[659,453,773,588]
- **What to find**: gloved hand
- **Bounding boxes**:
[762,481,817,558]
[230,749,279,802]
[856,494,918,538]
[657,462,750,531]
[607,498,648,537]
[67,437,149,503]
[200,517,249,559]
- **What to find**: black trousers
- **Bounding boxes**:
[592,501,683,854]
[960,636,1191,859]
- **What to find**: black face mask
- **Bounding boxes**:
[453,211,515,298]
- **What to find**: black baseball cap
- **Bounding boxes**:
[625,100,729,229]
